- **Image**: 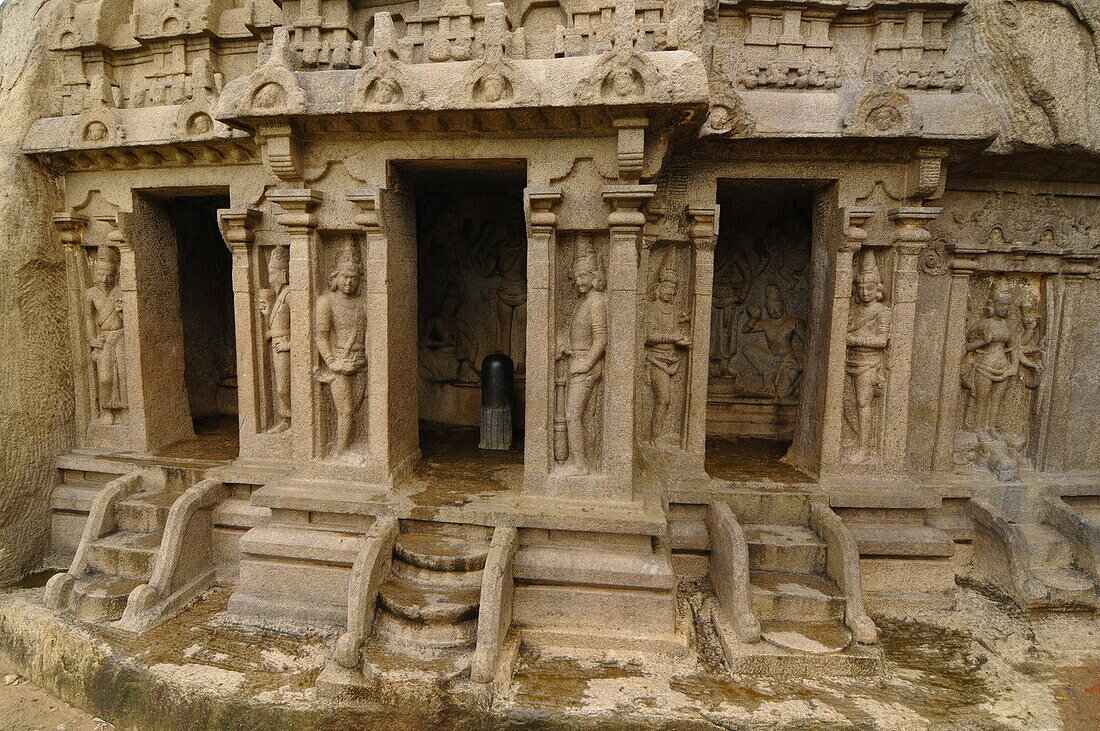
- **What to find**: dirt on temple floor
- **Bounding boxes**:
[0,579,1097,729]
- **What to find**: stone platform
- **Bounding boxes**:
[1,579,1096,729]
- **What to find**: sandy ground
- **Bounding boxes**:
[0,655,110,731]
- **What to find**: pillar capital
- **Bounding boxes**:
[270,189,322,232]
[603,184,656,229]
[889,206,942,255]
[686,205,718,251]
[218,208,263,252]
[52,212,89,245]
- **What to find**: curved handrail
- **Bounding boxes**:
[1042,496,1100,585]
[472,526,519,684]
[707,501,761,643]
[966,497,1046,605]
[118,478,228,630]
[44,473,141,609]
[809,502,877,645]
[334,517,399,669]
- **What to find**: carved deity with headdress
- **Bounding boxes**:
[84,246,127,424]
[845,250,891,463]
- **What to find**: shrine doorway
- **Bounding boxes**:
[400,161,528,467]
[164,193,238,459]
[706,183,814,482]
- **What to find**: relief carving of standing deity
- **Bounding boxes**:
[844,251,891,464]
[558,234,607,476]
[259,246,291,433]
[315,243,368,458]
[956,281,1044,481]
[645,258,691,445]
[84,246,127,424]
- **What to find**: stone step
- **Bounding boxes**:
[373,610,477,656]
[117,491,178,533]
[750,571,845,623]
[87,531,161,580]
[846,524,955,558]
[1042,565,1094,593]
[1020,524,1074,568]
[760,620,852,655]
[925,512,974,543]
[377,572,481,623]
[743,525,824,574]
[389,558,483,589]
[359,638,471,680]
[72,574,142,622]
[394,533,488,572]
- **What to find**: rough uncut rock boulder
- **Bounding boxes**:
[0,0,71,583]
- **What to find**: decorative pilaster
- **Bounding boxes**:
[523,188,563,492]
[930,249,978,471]
[347,188,421,486]
[1040,256,1094,470]
[53,213,93,440]
[820,208,873,472]
[684,205,718,477]
[881,206,941,472]
[218,208,271,460]
[269,189,322,462]
[601,183,655,502]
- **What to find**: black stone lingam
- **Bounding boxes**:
[479,352,514,450]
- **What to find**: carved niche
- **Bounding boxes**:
[643,244,692,447]
[315,240,370,462]
[707,195,810,439]
[553,233,608,476]
[842,249,892,464]
[954,274,1045,482]
[416,187,528,427]
[83,245,129,425]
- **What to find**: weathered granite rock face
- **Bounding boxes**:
[971,0,1100,153]
[0,0,71,582]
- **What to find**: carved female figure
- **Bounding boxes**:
[962,289,1018,433]
[845,252,891,464]
[645,265,691,443]
[84,246,127,424]
[258,246,291,433]
[419,282,480,384]
[559,235,607,476]
[315,244,369,457]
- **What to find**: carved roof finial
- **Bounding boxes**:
[482,3,507,64]
[372,13,399,63]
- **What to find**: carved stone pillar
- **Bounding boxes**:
[930,249,978,471]
[348,188,421,487]
[683,205,718,478]
[54,213,93,441]
[219,208,277,463]
[601,184,655,502]
[523,187,563,492]
[881,206,941,472]
[820,208,873,473]
[269,189,322,463]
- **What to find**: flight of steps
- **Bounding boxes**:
[50,457,128,565]
[743,524,851,657]
[365,526,490,678]
[1019,522,1094,609]
[69,490,177,622]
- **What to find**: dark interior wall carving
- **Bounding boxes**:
[708,187,812,440]
[414,171,526,427]
[168,195,235,421]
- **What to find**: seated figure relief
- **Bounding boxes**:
[740,283,806,400]
[419,282,480,385]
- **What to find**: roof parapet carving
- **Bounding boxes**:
[574,0,673,104]
[218,27,308,119]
